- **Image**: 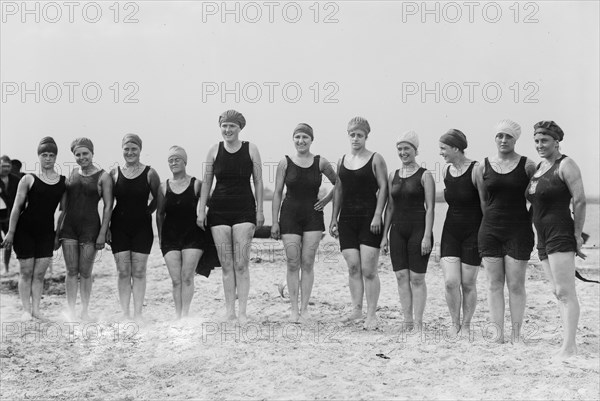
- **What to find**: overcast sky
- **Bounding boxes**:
[1,1,599,196]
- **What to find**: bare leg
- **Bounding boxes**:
[360,245,381,330]
[211,226,236,321]
[505,256,527,343]
[114,251,132,318]
[461,262,480,334]
[164,251,183,318]
[340,249,363,322]
[131,252,149,319]
[78,243,97,320]
[395,269,413,330]
[442,257,462,335]
[410,271,427,331]
[282,234,302,322]
[181,249,202,317]
[18,257,35,318]
[299,231,321,321]
[232,223,255,324]
[484,257,505,343]
[31,257,51,319]
[62,240,80,319]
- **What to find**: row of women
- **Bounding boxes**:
[0,111,586,360]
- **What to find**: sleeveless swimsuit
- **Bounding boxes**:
[14,174,66,259]
[208,141,256,227]
[526,155,576,260]
[279,155,325,235]
[389,168,432,273]
[161,177,206,255]
[478,156,534,260]
[60,169,103,244]
[441,162,482,265]
[110,166,154,254]
[338,153,382,250]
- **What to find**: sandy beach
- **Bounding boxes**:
[0,233,598,400]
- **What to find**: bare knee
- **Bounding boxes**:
[410,275,426,287]
[445,279,460,292]
[300,260,314,274]
[131,267,146,280]
[347,262,361,277]
[507,281,525,295]
[395,270,410,283]
[171,276,182,287]
[287,260,301,273]
[79,270,92,280]
[233,260,248,274]
[182,272,194,287]
[554,286,574,304]
[462,281,477,294]
[362,267,377,281]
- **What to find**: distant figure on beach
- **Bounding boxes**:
[157,146,206,319]
[57,138,113,321]
[196,110,264,324]
[381,131,435,333]
[0,155,21,272]
[271,123,337,322]
[1,137,66,320]
[109,134,160,322]
[10,159,24,178]
[475,120,537,344]
[438,130,483,337]
[526,121,586,359]
[330,117,388,330]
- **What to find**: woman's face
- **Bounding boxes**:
[534,133,559,159]
[122,142,141,164]
[348,129,367,150]
[168,155,186,175]
[73,147,93,169]
[220,122,241,142]
[397,142,416,164]
[38,152,56,170]
[293,132,313,153]
[495,132,516,154]
[439,142,459,163]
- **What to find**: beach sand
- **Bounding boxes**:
[1,237,598,400]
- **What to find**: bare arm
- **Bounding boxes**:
[197,145,217,230]
[370,153,389,235]
[54,188,68,250]
[146,168,161,215]
[315,156,338,210]
[1,175,33,248]
[561,157,587,258]
[329,158,343,238]
[271,158,287,240]
[249,143,264,229]
[96,171,114,249]
[380,172,395,254]
[422,170,436,255]
[156,182,167,246]
[474,161,488,215]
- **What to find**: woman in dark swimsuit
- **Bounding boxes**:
[197,110,264,324]
[271,123,337,322]
[526,121,586,360]
[381,131,435,333]
[157,146,205,319]
[330,117,388,330]
[58,138,113,320]
[109,134,160,321]
[1,137,66,321]
[475,120,537,344]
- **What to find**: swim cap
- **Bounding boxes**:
[347,117,371,135]
[396,130,419,150]
[219,110,246,130]
[495,119,521,140]
[122,133,142,149]
[37,137,58,155]
[70,137,94,154]
[293,123,314,140]
[167,145,188,164]
[534,120,564,142]
[440,129,468,151]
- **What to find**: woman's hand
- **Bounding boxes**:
[197,210,207,230]
[329,220,339,238]
[1,232,14,249]
[256,210,265,229]
[576,234,587,259]
[421,236,432,256]
[271,222,280,240]
[370,213,382,235]
[380,236,389,255]
[314,198,327,211]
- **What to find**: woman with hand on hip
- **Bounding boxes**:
[58,138,113,321]
[329,117,388,330]
[526,121,586,359]
[271,123,337,322]
[475,120,536,344]
[156,146,206,319]
[197,110,264,325]
[438,129,482,337]
[109,134,160,321]
[381,131,435,333]
[1,137,66,320]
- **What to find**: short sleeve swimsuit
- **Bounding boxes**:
[279,155,325,235]
[60,169,103,244]
[14,174,66,259]
[338,153,382,250]
[110,166,154,254]
[207,141,256,227]
[160,177,206,255]
[441,162,482,265]
[526,155,576,260]
[389,168,432,273]
[478,156,534,260]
